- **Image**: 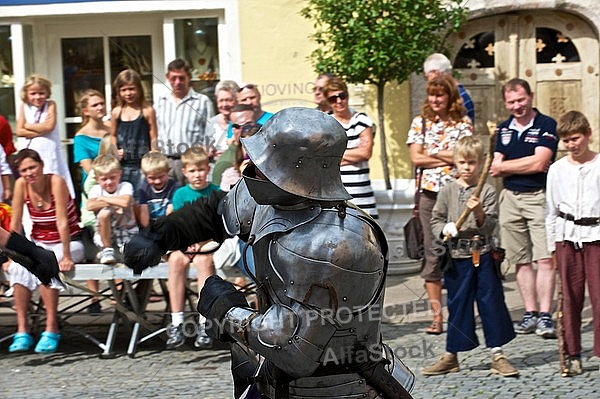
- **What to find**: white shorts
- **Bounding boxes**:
[7,239,85,292]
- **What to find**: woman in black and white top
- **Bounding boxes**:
[324,77,378,219]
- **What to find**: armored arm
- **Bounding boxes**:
[199,274,336,378]
[124,190,228,272]
[160,190,228,250]
[221,302,336,379]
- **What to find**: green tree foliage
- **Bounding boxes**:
[301,0,467,188]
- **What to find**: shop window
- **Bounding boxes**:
[109,35,153,104]
[453,31,495,69]
[62,37,105,123]
[535,28,580,64]
[0,26,15,126]
[61,35,153,140]
[174,18,219,98]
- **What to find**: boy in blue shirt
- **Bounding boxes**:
[137,153,180,304]
[138,152,180,227]
[166,147,221,350]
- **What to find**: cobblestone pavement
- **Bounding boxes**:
[0,271,597,398]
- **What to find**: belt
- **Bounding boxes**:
[166,155,181,160]
[558,211,600,226]
[508,188,544,195]
[448,235,492,264]
[421,189,438,197]
[450,236,489,248]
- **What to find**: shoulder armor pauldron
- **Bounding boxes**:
[222,179,257,236]
[250,203,322,243]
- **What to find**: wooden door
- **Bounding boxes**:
[447,11,600,151]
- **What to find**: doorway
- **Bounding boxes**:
[447,11,599,150]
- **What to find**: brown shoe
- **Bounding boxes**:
[425,320,444,335]
[562,357,582,377]
[491,354,519,377]
[422,353,459,376]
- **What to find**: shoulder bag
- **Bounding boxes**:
[403,168,424,260]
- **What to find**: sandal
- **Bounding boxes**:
[425,320,444,335]
[34,331,61,354]
[8,332,34,353]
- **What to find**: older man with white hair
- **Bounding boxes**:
[423,53,475,123]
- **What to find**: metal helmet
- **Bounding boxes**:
[241,107,351,202]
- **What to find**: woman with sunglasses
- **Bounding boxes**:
[406,74,473,335]
[324,77,378,219]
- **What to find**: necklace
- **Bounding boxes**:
[32,176,48,209]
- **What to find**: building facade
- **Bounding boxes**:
[1,1,600,181]
[1,1,599,271]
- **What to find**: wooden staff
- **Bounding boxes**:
[450,121,498,234]
[554,254,570,376]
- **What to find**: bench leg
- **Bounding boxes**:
[126,322,141,358]
[99,307,120,359]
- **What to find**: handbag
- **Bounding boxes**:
[491,246,506,280]
[403,168,423,260]
[436,239,453,272]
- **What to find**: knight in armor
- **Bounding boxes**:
[124,107,415,399]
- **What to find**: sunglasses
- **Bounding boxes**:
[232,122,261,135]
[238,83,256,92]
[327,92,348,103]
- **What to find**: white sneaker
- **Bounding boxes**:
[99,247,116,264]
[194,328,213,350]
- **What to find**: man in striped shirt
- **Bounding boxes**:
[155,58,214,185]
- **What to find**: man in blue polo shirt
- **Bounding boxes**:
[491,78,558,339]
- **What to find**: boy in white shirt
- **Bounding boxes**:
[546,110,600,376]
[87,154,139,264]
